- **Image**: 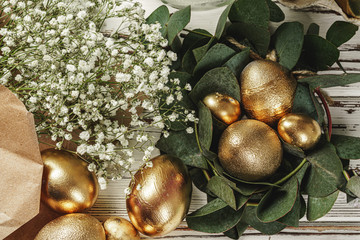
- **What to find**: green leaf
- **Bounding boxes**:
[299,195,306,219]
[292,83,325,125]
[146,5,170,36]
[167,6,191,45]
[181,29,212,56]
[331,134,360,159]
[257,177,299,222]
[156,130,208,169]
[190,67,241,104]
[198,102,213,150]
[223,48,250,79]
[300,35,340,71]
[228,22,270,57]
[192,38,216,63]
[182,38,211,74]
[299,73,360,90]
[303,140,347,197]
[194,43,236,77]
[282,140,306,158]
[215,4,232,39]
[307,190,339,221]
[189,168,210,194]
[347,176,360,198]
[326,21,358,47]
[273,22,304,70]
[224,221,248,239]
[207,176,237,210]
[266,0,285,22]
[277,195,301,227]
[307,23,320,35]
[187,198,244,233]
[243,206,286,235]
[229,0,270,28]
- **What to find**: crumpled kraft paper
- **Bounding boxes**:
[0,85,44,239]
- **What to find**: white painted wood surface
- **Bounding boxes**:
[90,0,360,239]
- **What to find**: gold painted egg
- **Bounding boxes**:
[278,113,322,150]
[126,155,192,237]
[203,92,241,125]
[240,60,297,126]
[103,217,140,240]
[41,149,99,213]
[218,119,283,181]
[34,213,105,240]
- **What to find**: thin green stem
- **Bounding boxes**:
[274,158,307,185]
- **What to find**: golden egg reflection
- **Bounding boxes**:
[240,60,297,126]
[35,213,105,240]
[41,149,99,214]
[103,217,140,240]
[126,155,192,237]
[278,113,322,150]
[203,92,241,125]
[218,119,283,181]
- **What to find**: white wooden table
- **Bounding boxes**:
[90,1,360,239]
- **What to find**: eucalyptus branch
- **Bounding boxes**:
[226,36,263,60]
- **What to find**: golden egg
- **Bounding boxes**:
[203,92,241,125]
[218,119,283,181]
[278,113,322,150]
[240,60,297,126]
[34,213,105,240]
[126,155,192,237]
[41,149,99,214]
[103,217,140,240]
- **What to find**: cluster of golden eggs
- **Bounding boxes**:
[203,60,322,181]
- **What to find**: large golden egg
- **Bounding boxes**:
[240,60,297,126]
[278,113,322,150]
[41,149,99,213]
[218,119,283,181]
[203,92,241,125]
[103,217,140,240]
[34,213,105,240]
[126,155,192,237]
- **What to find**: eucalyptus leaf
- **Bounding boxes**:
[194,43,236,77]
[181,29,213,55]
[326,21,358,47]
[207,176,237,210]
[167,6,191,45]
[193,37,216,63]
[303,140,346,197]
[300,35,339,71]
[198,101,213,150]
[146,5,169,36]
[277,195,301,227]
[215,4,232,39]
[307,190,339,221]
[189,168,211,194]
[182,38,211,74]
[347,176,360,198]
[243,206,286,235]
[156,130,208,169]
[187,198,244,233]
[229,0,270,28]
[235,192,250,210]
[257,177,299,223]
[282,139,306,159]
[266,0,285,22]
[227,22,270,57]
[292,83,325,126]
[190,67,241,104]
[224,221,248,239]
[299,73,360,90]
[223,48,250,78]
[307,23,320,35]
[273,22,304,70]
[299,195,306,219]
[331,134,360,159]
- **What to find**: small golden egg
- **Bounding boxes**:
[203,92,241,125]
[34,213,105,240]
[103,217,140,240]
[241,60,297,126]
[126,155,192,237]
[41,149,99,213]
[278,113,322,150]
[218,119,282,181]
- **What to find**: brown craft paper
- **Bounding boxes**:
[0,85,44,239]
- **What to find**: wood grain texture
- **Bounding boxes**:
[91,0,360,239]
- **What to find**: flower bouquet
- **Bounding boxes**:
[153,0,360,238]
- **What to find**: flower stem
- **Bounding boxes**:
[273,158,307,186]
[226,36,263,60]
[315,87,332,140]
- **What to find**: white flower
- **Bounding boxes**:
[66,64,77,72]
[186,127,194,134]
[79,131,91,141]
